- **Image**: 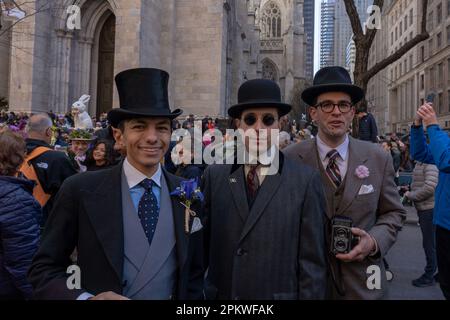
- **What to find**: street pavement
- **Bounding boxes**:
[385,205,445,300]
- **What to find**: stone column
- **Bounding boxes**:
[50,29,73,114]
[78,37,94,98]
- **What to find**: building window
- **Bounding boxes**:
[400,21,403,35]
[437,3,442,24]
[437,32,442,48]
[438,63,444,87]
[430,67,435,89]
[404,16,408,31]
[427,12,434,31]
[262,59,278,82]
[421,46,425,62]
[409,9,413,25]
[404,60,407,73]
[421,74,425,90]
[395,26,398,41]
[447,25,450,45]
[261,2,282,39]
[391,32,394,46]
[429,38,433,56]
[438,93,443,114]
[409,55,413,70]
[448,59,450,84]
[448,90,450,112]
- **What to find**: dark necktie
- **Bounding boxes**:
[138,179,160,246]
[246,165,260,202]
[326,150,342,188]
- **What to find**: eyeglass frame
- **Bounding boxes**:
[313,100,354,114]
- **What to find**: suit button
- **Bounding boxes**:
[236,248,245,256]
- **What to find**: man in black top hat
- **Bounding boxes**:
[29,68,204,300]
[284,66,405,299]
[202,79,328,300]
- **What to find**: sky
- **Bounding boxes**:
[313,0,321,74]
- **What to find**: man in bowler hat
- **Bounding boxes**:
[284,66,406,299]
[29,68,204,300]
[203,79,328,300]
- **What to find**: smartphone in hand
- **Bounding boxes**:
[426,92,436,104]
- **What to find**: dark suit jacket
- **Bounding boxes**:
[28,163,204,300]
[202,153,328,300]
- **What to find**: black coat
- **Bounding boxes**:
[202,154,328,300]
[28,163,204,300]
[358,113,378,143]
[25,139,77,224]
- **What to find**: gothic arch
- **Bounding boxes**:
[261,58,279,82]
[51,0,117,115]
[56,0,119,30]
[260,1,282,39]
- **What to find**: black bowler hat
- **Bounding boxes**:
[301,66,364,106]
[227,79,292,119]
[108,68,182,127]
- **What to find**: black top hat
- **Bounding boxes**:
[228,79,292,119]
[108,68,182,127]
[301,66,364,106]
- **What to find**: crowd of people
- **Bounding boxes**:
[0,66,449,300]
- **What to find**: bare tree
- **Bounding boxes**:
[290,78,312,124]
[344,0,430,110]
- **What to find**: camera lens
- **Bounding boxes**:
[336,228,347,238]
[336,240,346,249]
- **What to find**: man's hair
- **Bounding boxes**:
[27,113,53,134]
[116,118,172,132]
[0,130,26,176]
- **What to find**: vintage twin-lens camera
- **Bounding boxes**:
[331,215,359,255]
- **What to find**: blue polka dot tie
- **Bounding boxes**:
[138,179,160,246]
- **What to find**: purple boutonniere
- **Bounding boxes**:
[355,165,370,179]
[170,178,204,234]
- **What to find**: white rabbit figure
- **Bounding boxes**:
[71,94,93,129]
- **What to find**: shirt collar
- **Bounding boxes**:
[316,134,349,162]
[123,157,162,189]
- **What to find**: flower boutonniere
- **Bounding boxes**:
[355,165,370,179]
[170,179,204,234]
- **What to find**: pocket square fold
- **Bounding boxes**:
[190,217,203,234]
[358,184,374,195]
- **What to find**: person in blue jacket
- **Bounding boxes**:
[0,130,41,300]
[410,102,450,300]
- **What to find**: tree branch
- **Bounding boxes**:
[343,0,364,41]
[365,0,384,46]
[363,0,429,83]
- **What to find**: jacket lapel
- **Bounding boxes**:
[228,165,250,222]
[164,170,190,271]
[238,153,283,243]
[295,139,320,169]
[81,164,124,284]
[337,138,369,215]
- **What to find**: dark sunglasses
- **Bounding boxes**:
[243,114,277,126]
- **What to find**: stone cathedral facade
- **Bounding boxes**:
[0,0,307,117]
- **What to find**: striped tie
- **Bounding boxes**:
[326,150,342,188]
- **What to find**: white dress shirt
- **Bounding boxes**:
[316,133,350,180]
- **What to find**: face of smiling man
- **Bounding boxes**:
[309,91,355,147]
[113,117,171,175]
